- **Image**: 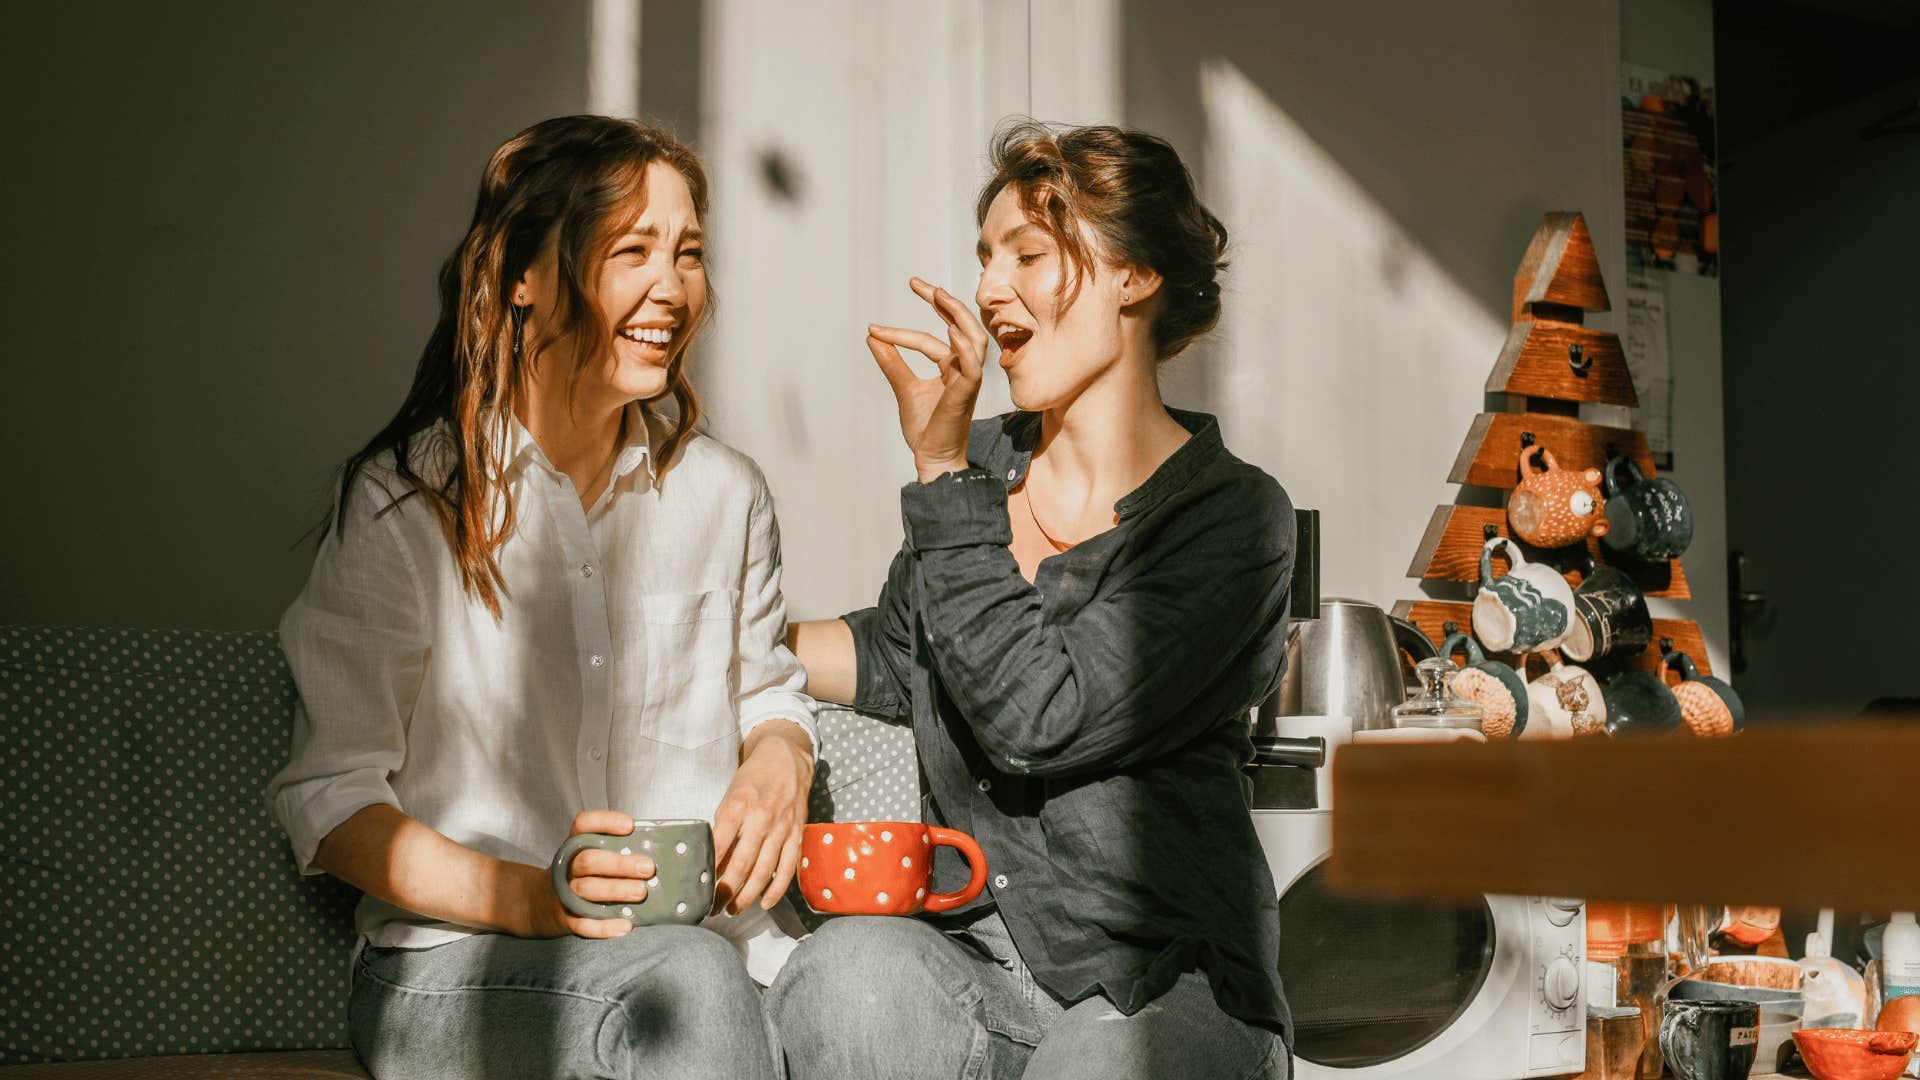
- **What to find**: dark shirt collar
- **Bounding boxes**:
[971,408,1226,521]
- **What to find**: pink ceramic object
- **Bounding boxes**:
[1791,1028,1918,1080]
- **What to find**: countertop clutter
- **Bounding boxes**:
[1253,211,1917,1080]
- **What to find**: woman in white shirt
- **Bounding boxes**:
[267,116,814,1080]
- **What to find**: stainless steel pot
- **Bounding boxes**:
[1258,598,1437,733]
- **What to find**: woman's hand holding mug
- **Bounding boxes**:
[867,276,989,482]
[528,809,655,939]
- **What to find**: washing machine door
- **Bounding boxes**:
[1279,858,1497,1070]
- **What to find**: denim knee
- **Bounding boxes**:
[769,916,987,1079]
[603,926,772,1069]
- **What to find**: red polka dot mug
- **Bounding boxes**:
[797,822,988,916]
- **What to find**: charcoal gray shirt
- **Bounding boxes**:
[842,409,1295,1039]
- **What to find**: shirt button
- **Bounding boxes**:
[994,874,1009,889]
[1006,468,1017,481]
[589,654,606,669]
[589,746,603,761]
[977,779,992,792]
[580,563,595,578]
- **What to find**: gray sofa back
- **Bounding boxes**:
[0,625,915,1067]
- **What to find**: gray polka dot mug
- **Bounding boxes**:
[550,819,715,927]
[796,822,987,916]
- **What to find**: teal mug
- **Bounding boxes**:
[550,818,715,926]
[1602,457,1694,562]
[1605,669,1684,736]
[1439,630,1529,739]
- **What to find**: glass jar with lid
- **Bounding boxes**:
[1391,657,1485,732]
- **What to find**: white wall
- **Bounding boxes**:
[693,0,1725,653]
[0,2,590,629]
[1120,1,1650,630]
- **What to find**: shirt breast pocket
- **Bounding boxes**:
[626,587,741,749]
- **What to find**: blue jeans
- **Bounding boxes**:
[767,911,1289,1080]
[349,926,779,1079]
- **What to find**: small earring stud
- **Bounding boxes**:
[1121,293,1130,302]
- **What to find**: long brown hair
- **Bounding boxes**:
[333,115,709,616]
[976,120,1227,361]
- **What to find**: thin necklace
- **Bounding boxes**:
[1023,483,1077,551]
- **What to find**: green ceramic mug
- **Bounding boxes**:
[1471,537,1575,653]
[550,818,715,926]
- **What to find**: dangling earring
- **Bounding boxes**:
[509,302,528,363]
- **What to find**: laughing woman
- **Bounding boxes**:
[267,117,814,1080]
[770,122,1295,1079]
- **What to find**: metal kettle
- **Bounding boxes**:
[1259,598,1437,733]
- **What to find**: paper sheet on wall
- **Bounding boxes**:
[1622,269,1675,470]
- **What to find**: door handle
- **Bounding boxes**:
[1728,549,1769,675]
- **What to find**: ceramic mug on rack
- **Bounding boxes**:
[1602,456,1695,562]
[1525,656,1608,739]
[1508,443,1610,549]
[1563,563,1655,663]
[1661,648,1746,737]
[1604,669,1685,736]
[1472,537,1576,654]
[1439,629,1529,739]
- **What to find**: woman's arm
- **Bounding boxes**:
[793,538,918,712]
[710,466,819,913]
[788,618,856,705]
[268,477,649,938]
[313,804,649,939]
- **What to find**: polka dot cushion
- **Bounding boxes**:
[2,627,361,1067]
[2,626,923,1067]
[808,704,920,824]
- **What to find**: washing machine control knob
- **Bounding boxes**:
[1544,956,1580,1010]
[1544,897,1584,927]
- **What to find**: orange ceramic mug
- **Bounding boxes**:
[797,821,987,916]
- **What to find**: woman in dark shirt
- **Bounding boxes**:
[770,121,1294,1079]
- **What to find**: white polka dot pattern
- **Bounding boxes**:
[1,626,359,1066]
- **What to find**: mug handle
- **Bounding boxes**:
[1603,455,1643,499]
[550,832,629,920]
[1479,536,1523,586]
[1518,442,1546,481]
[1439,631,1487,667]
[922,827,989,913]
[1658,647,1700,689]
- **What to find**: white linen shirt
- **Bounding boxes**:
[266,403,817,985]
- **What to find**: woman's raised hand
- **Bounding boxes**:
[867,277,988,483]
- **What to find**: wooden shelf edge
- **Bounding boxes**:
[1408,504,1692,599]
[1393,599,1710,676]
[1324,724,1920,911]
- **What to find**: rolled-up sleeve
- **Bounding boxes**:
[841,541,916,717]
[265,479,429,875]
[733,467,819,756]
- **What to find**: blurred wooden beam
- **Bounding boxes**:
[1325,721,1920,910]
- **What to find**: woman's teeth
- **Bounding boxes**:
[620,327,673,345]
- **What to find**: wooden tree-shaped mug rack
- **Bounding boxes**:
[1394,212,1708,682]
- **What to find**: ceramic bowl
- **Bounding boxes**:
[1791,1028,1918,1080]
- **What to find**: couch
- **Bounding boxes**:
[0,625,918,1078]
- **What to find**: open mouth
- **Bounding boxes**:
[618,325,675,347]
[994,326,1033,361]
